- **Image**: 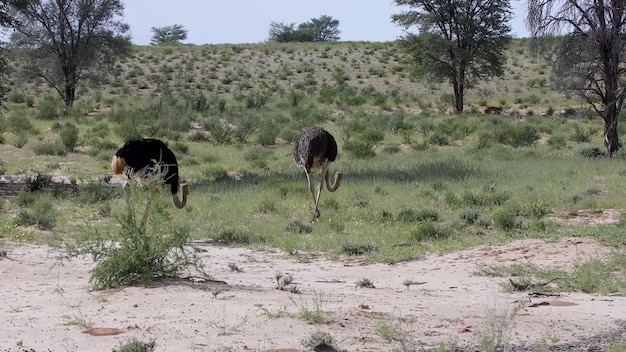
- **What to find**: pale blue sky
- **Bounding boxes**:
[124,0,529,45]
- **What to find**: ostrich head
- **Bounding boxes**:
[111,155,127,175]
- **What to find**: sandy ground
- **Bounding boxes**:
[1,236,625,352]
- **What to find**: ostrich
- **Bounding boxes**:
[110,138,189,209]
[293,127,343,221]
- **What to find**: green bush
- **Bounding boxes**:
[522,200,551,219]
[25,95,35,108]
[13,133,29,149]
[285,219,313,234]
[244,147,274,169]
[231,113,258,144]
[258,199,277,213]
[205,118,233,145]
[60,123,79,152]
[493,123,540,147]
[75,181,117,204]
[202,165,229,182]
[33,141,67,156]
[257,123,279,146]
[88,139,118,157]
[461,190,509,207]
[170,141,189,154]
[6,109,34,134]
[8,90,26,104]
[214,228,263,245]
[301,331,336,350]
[492,207,517,230]
[382,145,400,154]
[279,128,299,143]
[580,147,604,158]
[547,133,567,149]
[570,124,592,143]
[410,222,450,241]
[36,98,59,120]
[362,128,385,144]
[476,131,494,149]
[114,119,142,142]
[14,194,56,230]
[344,139,375,158]
[67,184,206,290]
[460,207,481,225]
[428,133,450,146]
[397,208,439,223]
[114,339,156,352]
[13,191,37,206]
[188,131,210,142]
[341,242,377,256]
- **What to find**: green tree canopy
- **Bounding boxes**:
[268,21,296,43]
[268,15,341,43]
[392,0,512,113]
[299,15,341,42]
[150,24,188,45]
[9,0,131,107]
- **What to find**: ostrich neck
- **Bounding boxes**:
[325,171,343,192]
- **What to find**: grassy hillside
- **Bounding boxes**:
[7,39,578,115]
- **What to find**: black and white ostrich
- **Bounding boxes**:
[111,138,188,209]
[293,127,343,221]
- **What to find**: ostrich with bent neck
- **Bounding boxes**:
[111,138,188,209]
[293,127,343,221]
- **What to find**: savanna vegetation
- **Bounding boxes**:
[0,1,624,300]
[0,38,623,257]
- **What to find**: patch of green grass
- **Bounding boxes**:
[291,291,333,325]
[477,255,626,294]
[376,321,408,342]
[260,306,289,319]
[13,194,57,230]
[301,331,337,350]
[113,339,156,352]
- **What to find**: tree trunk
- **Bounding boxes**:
[454,86,464,113]
[601,54,621,157]
[603,111,620,157]
[453,68,465,113]
[63,68,77,107]
[64,83,75,107]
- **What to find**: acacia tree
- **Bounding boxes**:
[10,0,131,107]
[0,0,30,104]
[150,24,188,45]
[268,15,340,43]
[268,21,295,42]
[299,15,341,42]
[527,1,626,157]
[392,0,512,113]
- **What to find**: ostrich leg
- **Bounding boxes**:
[304,169,320,221]
[312,164,330,221]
